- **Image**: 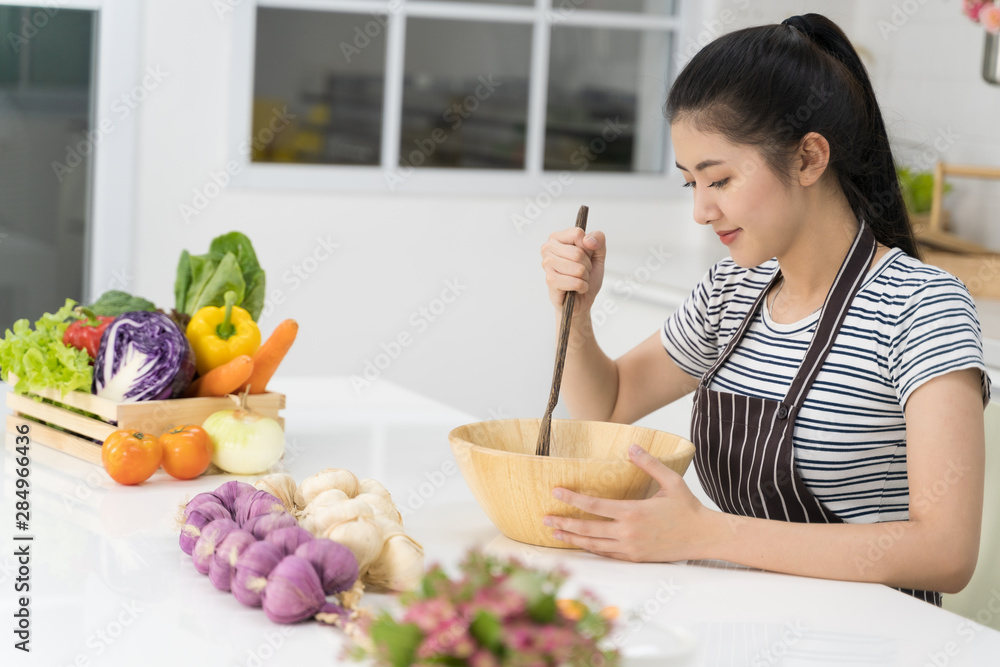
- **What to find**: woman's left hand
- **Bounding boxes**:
[544,444,715,562]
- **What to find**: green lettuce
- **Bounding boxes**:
[0,299,93,397]
[175,231,266,320]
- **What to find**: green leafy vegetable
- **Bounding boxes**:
[0,299,93,397]
[175,231,266,321]
[86,290,157,317]
[369,615,422,667]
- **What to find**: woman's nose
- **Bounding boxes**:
[692,189,718,226]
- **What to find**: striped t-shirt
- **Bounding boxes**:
[661,248,991,523]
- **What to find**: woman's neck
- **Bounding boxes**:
[769,195,861,322]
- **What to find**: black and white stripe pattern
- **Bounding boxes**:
[672,223,978,607]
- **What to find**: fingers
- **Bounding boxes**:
[551,487,626,519]
[542,229,603,307]
[544,515,617,540]
[627,444,683,488]
[550,529,621,554]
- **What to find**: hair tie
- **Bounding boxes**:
[782,15,812,39]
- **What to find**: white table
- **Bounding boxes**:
[4,377,1000,667]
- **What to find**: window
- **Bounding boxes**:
[231,0,686,194]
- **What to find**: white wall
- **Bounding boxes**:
[125,0,1000,422]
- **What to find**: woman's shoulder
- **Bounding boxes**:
[865,249,977,311]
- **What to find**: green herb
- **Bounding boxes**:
[86,290,157,317]
[175,231,266,321]
[0,299,93,397]
[897,167,952,215]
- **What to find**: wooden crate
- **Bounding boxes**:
[6,388,285,466]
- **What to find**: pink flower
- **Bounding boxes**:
[981,4,1000,32]
[465,585,527,620]
[469,649,501,667]
[402,598,458,634]
[415,617,475,660]
[965,0,990,22]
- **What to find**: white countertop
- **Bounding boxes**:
[4,377,1000,666]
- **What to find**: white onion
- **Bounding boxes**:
[204,405,285,474]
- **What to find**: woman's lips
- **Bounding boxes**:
[717,229,741,246]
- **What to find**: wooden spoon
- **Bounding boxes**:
[535,205,589,457]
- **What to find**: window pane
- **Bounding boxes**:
[253,8,385,165]
[431,0,532,5]
[401,19,531,170]
[551,0,676,13]
[545,27,670,173]
[0,6,95,332]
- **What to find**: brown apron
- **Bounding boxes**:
[690,221,941,606]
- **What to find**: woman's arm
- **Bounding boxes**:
[563,329,700,424]
[545,367,986,594]
[541,228,699,423]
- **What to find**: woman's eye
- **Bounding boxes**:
[680,178,729,189]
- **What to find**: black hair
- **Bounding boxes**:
[665,13,919,259]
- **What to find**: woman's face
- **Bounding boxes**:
[671,118,798,268]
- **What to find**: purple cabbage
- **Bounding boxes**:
[92,311,196,402]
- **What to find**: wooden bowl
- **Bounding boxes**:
[449,418,695,549]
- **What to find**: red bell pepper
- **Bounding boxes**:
[63,308,115,358]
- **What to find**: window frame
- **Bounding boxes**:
[1,0,142,302]
[229,0,704,196]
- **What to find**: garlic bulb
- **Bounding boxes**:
[254,474,298,512]
[358,478,392,500]
[355,493,403,524]
[366,534,425,593]
[295,469,360,506]
[301,498,374,536]
[372,515,404,539]
[323,516,383,575]
[305,488,350,509]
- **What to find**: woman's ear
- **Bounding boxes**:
[795,131,831,187]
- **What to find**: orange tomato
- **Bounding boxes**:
[159,425,213,480]
[102,430,162,486]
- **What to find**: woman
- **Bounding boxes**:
[539,14,990,606]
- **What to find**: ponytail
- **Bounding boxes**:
[666,13,919,258]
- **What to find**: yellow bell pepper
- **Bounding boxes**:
[186,291,261,376]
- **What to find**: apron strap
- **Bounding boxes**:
[699,271,782,388]
[780,221,877,416]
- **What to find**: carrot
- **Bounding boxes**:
[236,319,298,394]
[184,355,254,398]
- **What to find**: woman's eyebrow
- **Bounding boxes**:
[675,159,727,172]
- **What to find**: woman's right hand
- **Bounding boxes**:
[541,228,607,314]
